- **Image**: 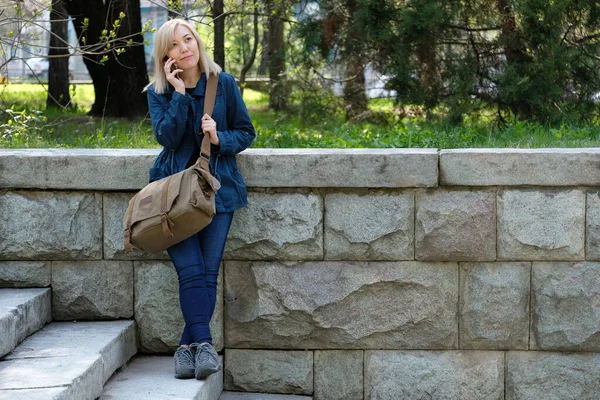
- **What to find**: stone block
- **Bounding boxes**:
[415,190,496,261]
[314,350,363,400]
[0,321,136,400]
[100,355,223,400]
[0,288,52,358]
[460,262,530,349]
[224,349,313,395]
[0,149,158,190]
[506,351,600,399]
[134,261,223,353]
[0,191,102,260]
[224,261,458,349]
[135,261,184,353]
[220,393,312,400]
[0,262,51,287]
[440,148,600,186]
[103,193,169,260]
[237,148,439,188]
[531,262,600,351]
[224,193,323,260]
[498,190,585,260]
[213,266,224,352]
[364,350,504,400]
[52,261,133,320]
[587,191,600,260]
[324,192,413,260]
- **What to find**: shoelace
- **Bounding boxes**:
[175,347,194,367]
[196,344,217,364]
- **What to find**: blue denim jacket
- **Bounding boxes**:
[147,72,255,213]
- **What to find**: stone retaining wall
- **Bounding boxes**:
[1,148,599,399]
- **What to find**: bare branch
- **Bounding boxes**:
[447,24,501,32]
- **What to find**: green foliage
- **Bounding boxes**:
[1,85,599,149]
[0,108,47,144]
[295,0,600,125]
[290,81,343,126]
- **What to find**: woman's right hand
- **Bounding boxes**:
[164,58,184,94]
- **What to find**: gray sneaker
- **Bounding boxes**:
[192,342,220,379]
[173,346,195,379]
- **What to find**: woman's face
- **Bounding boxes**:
[166,25,200,71]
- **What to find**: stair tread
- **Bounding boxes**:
[0,288,50,309]
[220,393,313,400]
[0,320,136,400]
[0,288,51,358]
[100,355,223,400]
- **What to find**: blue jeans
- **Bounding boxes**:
[167,212,233,346]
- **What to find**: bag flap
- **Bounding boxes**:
[196,167,221,192]
[128,171,184,226]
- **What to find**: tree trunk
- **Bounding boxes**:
[47,0,71,109]
[239,1,259,97]
[257,29,268,75]
[416,34,438,109]
[498,0,531,118]
[63,0,148,118]
[213,0,225,70]
[104,0,149,117]
[266,0,287,111]
[341,0,367,119]
[342,56,367,120]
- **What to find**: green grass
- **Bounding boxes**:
[1,83,600,149]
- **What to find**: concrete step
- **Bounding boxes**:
[0,320,136,400]
[100,355,223,399]
[220,393,312,400]
[0,288,52,358]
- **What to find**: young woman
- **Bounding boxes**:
[146,18,255,380]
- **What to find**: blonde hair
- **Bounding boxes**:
[149,19,221,94]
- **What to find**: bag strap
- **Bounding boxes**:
[199,73,219,172]
[124,194,137,253]
[160,175,175,238]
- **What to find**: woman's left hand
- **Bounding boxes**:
[201,114,219,145]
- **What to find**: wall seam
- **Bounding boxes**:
[312,349,316,398]
[363,350,366,400]
[50,261,54,320]
[457,262,461,350]
[584,190,588,260]
[413,190,416,261]
[496,187,500,263]
[322,191,326,262]
[437,149,441,188]
[528,261,533,350]
[503,351,507,400]
[100,192,105,261]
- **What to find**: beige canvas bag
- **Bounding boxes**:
[123,74,220,254]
